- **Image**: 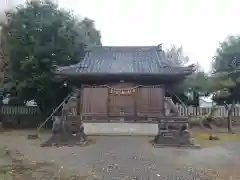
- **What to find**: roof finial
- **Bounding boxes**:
[157,43,163,51]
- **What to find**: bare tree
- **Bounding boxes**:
[166,45,189,66]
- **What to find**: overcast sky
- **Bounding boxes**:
[2,0,240,72]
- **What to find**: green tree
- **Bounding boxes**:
[166,45,208,107]
[3,0,101,115]
[166,45,190,104]
[210,36,240,133]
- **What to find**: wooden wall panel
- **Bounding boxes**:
[89,87,108,114]
[136,87,149,116]
[109,94,134,116]
[82,87,108,115]
[108,83,135,116]
[149,87,165,116]
[81,84,165,119]
[81,88,91,115]
[136,87,165,117]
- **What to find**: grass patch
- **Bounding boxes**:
[192,131,240,148]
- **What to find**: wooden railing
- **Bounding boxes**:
[0,106,40,115]
[74,105,240,117]
[176,105,240,117]
[1,105,240,117]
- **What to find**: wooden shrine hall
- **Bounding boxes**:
[55,45,195,121]
[42,44,198,147]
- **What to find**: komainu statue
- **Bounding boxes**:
[164,97,179,116]
[41,96,87,147]
[154,97,199,148]
[52,116,62,134]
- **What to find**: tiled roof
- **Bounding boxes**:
[57,46,195,75]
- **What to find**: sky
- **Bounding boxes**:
[2,0,240,72]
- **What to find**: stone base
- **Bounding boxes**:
[0,122,4,132]
[41,133,87,147]
[27,134,39,139]
[153,129,199,148]
[152,143,200,149]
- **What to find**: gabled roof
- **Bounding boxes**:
[56,45,195,76]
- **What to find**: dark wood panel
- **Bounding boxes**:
[90,87,108,114]
[81,84,166,120]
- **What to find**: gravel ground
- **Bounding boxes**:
[0,130,239,179]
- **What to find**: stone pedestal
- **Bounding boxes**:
[0,122,3,132]
[41,116,87,147]
[153,117,199,148]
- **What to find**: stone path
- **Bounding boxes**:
[0,131,240,179]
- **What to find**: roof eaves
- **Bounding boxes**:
[76,51,91,72]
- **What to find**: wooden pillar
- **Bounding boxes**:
[77,85,86,141]
[158,85,165,135]
[76,86,82,116]
[138,87,143,118]
[133,86,137,121]
[107,87,110,120]
[161,86,166,116]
